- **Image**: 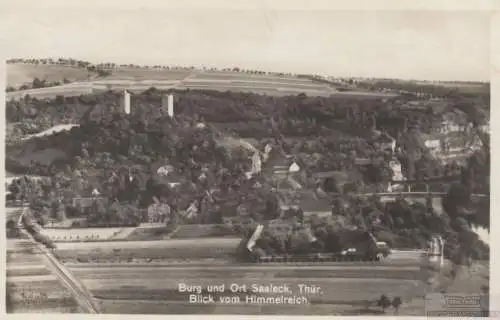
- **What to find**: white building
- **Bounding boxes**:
[439,119,466,134]
[388,159,405,192]
[425,139,441,156]
[147,200,171,223]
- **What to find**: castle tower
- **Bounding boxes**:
[123,90,131,115]
[162,94,174,118]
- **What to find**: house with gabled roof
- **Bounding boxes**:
[263,147,293,173]
[149,162,184,187]
[263,147,305,191]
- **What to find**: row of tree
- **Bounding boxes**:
[6,57,326,80]
[245,188,489,261]
[6,88,459,136]
[6,77,72,92]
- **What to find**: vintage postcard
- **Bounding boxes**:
[1,0,494,317]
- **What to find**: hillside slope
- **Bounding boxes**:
[7,63,94,87]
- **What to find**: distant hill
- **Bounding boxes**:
[6,59,400,100]
[7,63,95,87]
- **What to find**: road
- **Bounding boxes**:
[17,209,100,313]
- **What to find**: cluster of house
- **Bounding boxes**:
[424,122,484,159]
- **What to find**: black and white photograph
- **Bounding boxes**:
[2,0,492,316]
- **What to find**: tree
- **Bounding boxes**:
[377,294,391,313]
[457,229,479,267]
[32,77,46,89]
[6,220,19,238]
[442,182,471,219]
[262,193,280,220]
[392,296,402,314]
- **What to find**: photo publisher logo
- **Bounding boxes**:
[425,293,491,317]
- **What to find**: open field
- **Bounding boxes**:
[168,224,238,239]
[7,233,464,315]
[91,80,180,91]
[55,238,242,250]
[7,277,82,313]
[65,263,427,315]
[6,207,23,221]
[100,68,192,80]
[8,87,93,100]
[6,83,94,100]
[6,236,429,315]
[7,63,94,87]
[193,71,320,82]
[412,81,489,93]
[6,239,82,313]
[58,250,478,315]
[88,279,421,303]
[54,238,243,262]
[6,63,190,87]
[6,67,397,100]
[68,265,424,281]
[53,237,425,264]
[95,298,398,315]
[123,223,237,242]
[7,265,53,277]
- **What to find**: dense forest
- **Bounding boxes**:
[5,87,490,262]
